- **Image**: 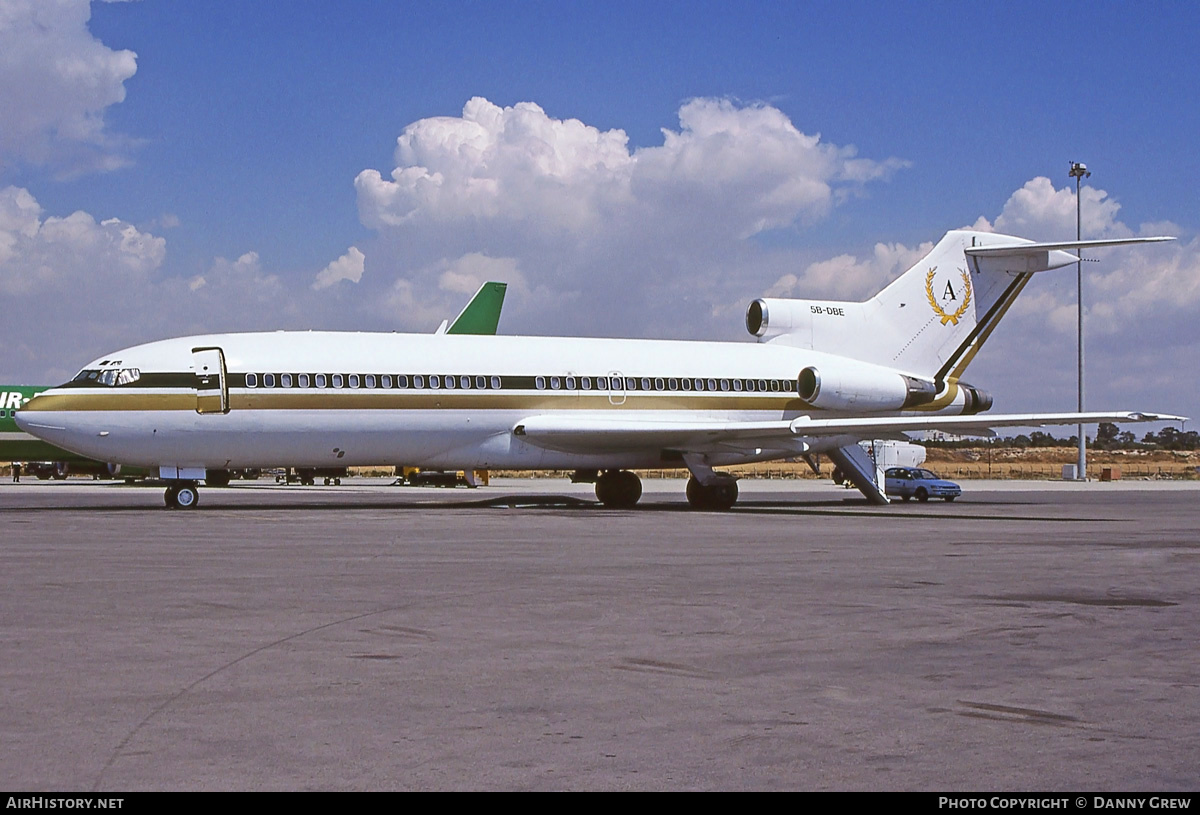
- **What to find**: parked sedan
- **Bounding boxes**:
[884,467,962,502]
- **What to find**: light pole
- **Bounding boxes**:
[1070,161,1091,481]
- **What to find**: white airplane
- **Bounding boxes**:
[17,229,1183,509]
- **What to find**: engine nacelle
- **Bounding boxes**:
[797,363,938,411]
[746,298,822,340]
[959,383,993,414]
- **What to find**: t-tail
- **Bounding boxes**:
[746,230,1175,408]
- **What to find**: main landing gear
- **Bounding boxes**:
[685,475,739,511]
[591,468,740,510]
[594,469,642,509]
[164,481,199,509]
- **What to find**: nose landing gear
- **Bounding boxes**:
[164,481,199,509]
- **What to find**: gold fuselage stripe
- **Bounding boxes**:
[24,390,821,413]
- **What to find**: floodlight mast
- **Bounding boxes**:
[1070,161,1091,481]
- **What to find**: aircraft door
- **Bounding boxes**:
[193,346,229,414]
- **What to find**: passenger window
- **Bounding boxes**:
[733,379,742,391]
[264,373,276,387]
[298,374,310,388]
[349,374,360,388]
[694,379,705,391]
[397,375,408,388]
[654,378,664,390]
[550,376,561,390]
[365,374,376,388]
[475,376,486,389]
[444,376,456,389]
[758,379,767,392]
[490,376,501,389]
[281,373,293,388]
[720,379,729,391]
[413,375,424,388]
[381,375,392,388]
[429,375,440,389]
[566,376,576,390]
[668,378,678,390]
[640,378,650,390]
[315,374,327,388]
[536,377,545,390]
[332,374,343,388]
[682,379,692,391]
[581,377,591,390]
[626,378,637,390]
[461,376,470,389]
[246,373,258,388]
[597,377,608,390]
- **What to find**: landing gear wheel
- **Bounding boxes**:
[686,476,739,510]
[165,482,199,509]
[595,470,642,509]
[915,488,929,503]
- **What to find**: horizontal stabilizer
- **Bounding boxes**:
[965,236,1175,258]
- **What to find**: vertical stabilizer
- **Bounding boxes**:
[752,230,1134,382]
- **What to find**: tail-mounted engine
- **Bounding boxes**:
[797,363,938,411]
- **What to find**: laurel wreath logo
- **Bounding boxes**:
[925,267,972,326]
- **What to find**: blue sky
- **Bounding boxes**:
[2,0,1198,422]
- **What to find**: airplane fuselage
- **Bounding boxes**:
[17,330,972,473]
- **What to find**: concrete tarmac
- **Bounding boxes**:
[1,478,1197,791]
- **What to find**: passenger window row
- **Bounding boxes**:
[245,373,503,391]
[242,372,797,394]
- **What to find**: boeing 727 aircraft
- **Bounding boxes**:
[17,230,1182,509]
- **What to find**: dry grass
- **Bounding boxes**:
[464,447,1200,482]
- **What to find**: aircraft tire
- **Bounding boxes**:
[686,476,739,510]
[171,483,199,509]
[596,470,641,509]
[164,485,177,507]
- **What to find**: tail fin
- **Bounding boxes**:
[442,281,508,335]
[748,230,1173,382]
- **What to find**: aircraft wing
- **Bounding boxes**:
[513,411,1185,455]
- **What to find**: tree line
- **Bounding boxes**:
[925,423,1199,451]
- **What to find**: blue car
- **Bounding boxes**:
[884,467,961,502]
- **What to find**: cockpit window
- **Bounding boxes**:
[76,368,140,387]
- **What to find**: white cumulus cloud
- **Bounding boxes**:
[354,96,907,340]
[0,0,138,175]
[312,246,365,290]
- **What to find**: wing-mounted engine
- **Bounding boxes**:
[797,360,937,411]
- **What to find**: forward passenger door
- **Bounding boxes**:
[192,346,229,414]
